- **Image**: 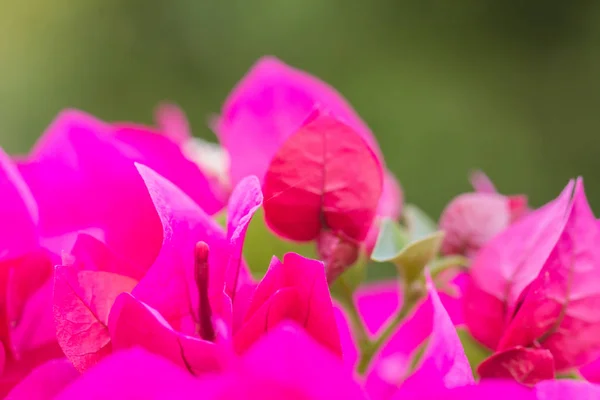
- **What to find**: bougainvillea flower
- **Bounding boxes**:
[357,272,471,399]
[214,57,402,249]
[194,323,366,400]
[493,179,600,372]
[463,179,574,350]
[51,165,260,374]
[16,109,224,270]
[0,148,63,395]
[78,164,342,374]
[439,171,528,257]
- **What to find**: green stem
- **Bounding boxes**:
[337,276,370,350]
[356,281,423,374]
[429,255,470,278]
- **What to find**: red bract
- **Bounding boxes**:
[439,171,528,258]
[263,109,383,244]
[214,57,402,253]
[53,266,137,372]
[234,253,342,356]
[463,180,574,350]
[478,346,554,385]
[496,179,600,371]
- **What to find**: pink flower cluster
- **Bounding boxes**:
[1,56,599,399]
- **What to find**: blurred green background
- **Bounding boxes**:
[2,0,600,219]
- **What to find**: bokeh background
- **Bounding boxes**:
[2,0,599,217]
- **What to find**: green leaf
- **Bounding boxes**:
[456,328,491,377]
[403,204,438,241]
[240,207,316,278]
[371,218,410,262]
[372,219,444,283]
[214,209,227,227]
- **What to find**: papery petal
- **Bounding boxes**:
[154,102,192,145]
[262,109,383,243]
[333,303,359,370]
[391,380,535,400]
[236,253,342,356]
[439,193,511,257]
[355,281,401,337]
[2,250,53,355]
[0,342,64,397]
[108,293,223,375]
[5,358,79,400]
[535,379,600,399]
[53,265,137,371]
[470,170,498,194]
[69,233,144,280]
[224,175,262,299]
[11,279,55,355]
[365,273,470,399]
[133,164,231,332]
[217,323,366,399]
[216,56,380,186]
[54,348,208,400]
[400,272,474,391]
[464,180,574,349]
[0,147,38,259]
[18,110,163,270]
[499,179,600,370]
[112,124,224,213]
[478,346,555,385]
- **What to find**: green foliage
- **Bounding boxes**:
[456,328,491,377]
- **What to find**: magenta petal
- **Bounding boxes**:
[224,175,262,299]
[364,276,465,400]
[18,110,163,270]
[535,379,600,399]
[5,358,79,400]
[154,103,192,145]
[235,323,366,400]
[11,279,55,355]
[0,147,38,259]
[439,193,511,257]
[580,356,600,382]
[391,380,535,400]
[333,303,359,370]
[108,293,223,375]
[133,164,231,331]
[355,281,401,337]
[464,180,574,349]
[54,348,208,399]
[112,124,224,214]
[53,265,137,372]
[469,170,498,194]
[238,253,342,356]
[216,56,381,185]
[478,346,555,385]
[69,233,145,280]
[400,272,474,391]
[499,179,600,370]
